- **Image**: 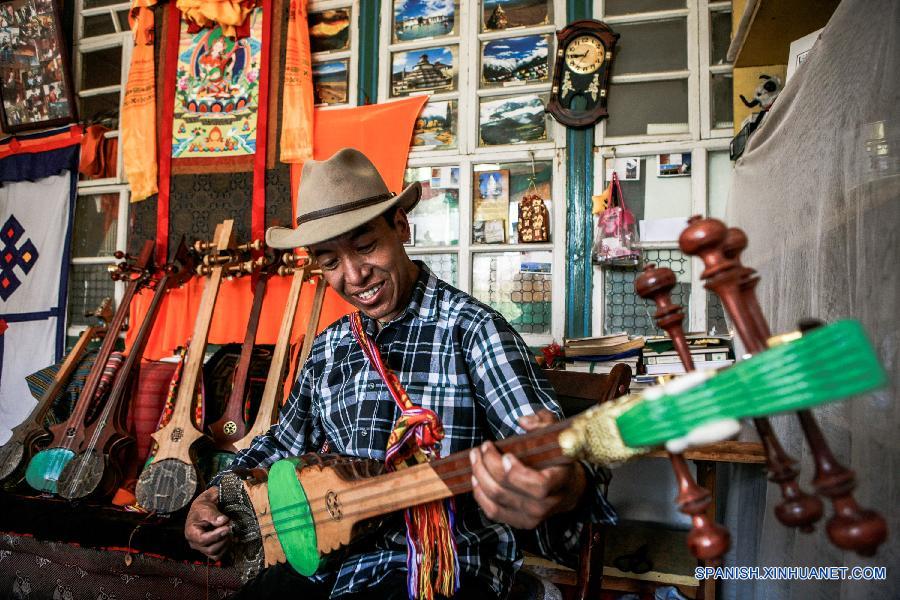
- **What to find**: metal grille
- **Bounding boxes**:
[603,249,691,336]
[707,293,730,335]
[472,252,552,335]
[410,253,458,286]
[66,264,115,327]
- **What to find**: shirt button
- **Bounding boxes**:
[368,383,376,390]
[360,430,368,437]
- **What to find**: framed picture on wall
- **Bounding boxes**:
[0,0,76,132]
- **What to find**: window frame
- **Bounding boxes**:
[68,0,133,335]
[379,0,568,346]
[589,0,734,336]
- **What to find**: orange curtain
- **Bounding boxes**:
[121,1,158,202]
[127,98,426,360]
[279,0,314,162]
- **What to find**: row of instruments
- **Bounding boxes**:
[217,217,888,585]
[0,219,328,516]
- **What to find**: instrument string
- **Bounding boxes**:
[66,273,171,494]
[250,440,568,537]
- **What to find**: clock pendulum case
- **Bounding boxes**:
[547,20,619,129]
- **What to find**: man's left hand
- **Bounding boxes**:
[469,410,586,529]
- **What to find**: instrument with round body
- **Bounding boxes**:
[219,315,890,578]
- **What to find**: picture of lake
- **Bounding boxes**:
[479,94,548,146]
[482,34,550,87]
[312,60,348,105]
[412,100,457,150]
[393,0,457,42]
[482,0,551,32]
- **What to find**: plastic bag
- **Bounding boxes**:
[592,171,640,265]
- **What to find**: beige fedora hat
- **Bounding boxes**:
[266,148,421,249]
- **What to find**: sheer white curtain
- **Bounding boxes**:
[721,0,899,597]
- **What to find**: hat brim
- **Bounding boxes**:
[266,181,421,249]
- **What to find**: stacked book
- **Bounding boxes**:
[564,333,644,374]
[641,333,734,376]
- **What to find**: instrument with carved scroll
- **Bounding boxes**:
[679,217,887,556]
[635,264,730,563]
[25,241,155,494]
[136,220,246,513]
[231,254,325,453]
[0,299,112,485]
[208,240,270,453]
[220,314,889,578]
[57,239,196,500]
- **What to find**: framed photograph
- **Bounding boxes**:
[411,99,457,151]
[479,93,548,146]
[605,157,641,181]
[481,34,550,88]
[312,59,349,106]
[393,0,458,43]
[391,46,457,97]
[308,8,351,54]
[482,0,551,33]
[657,152,692,177]
[0,0,76,132]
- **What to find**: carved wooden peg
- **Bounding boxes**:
[680,216,824,533]
[237,239,264,252]
[635,263,731,562]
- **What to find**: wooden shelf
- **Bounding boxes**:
[728,0,839,68]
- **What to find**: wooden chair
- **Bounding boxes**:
[518,364,632,600]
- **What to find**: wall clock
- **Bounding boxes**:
[547,20,619,129]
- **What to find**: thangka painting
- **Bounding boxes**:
[172,7,263,158]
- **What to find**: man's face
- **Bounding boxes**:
[308,209,418,323]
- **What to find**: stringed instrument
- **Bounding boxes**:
[634,264,731,562]
[232,254,326,453]
[25,241,155,494]
[57,239,196,500]
[136,220,248,514]
[208,239,270,453]
[219,229,891,577]
[679,217,887,556]
[0,299,113,484]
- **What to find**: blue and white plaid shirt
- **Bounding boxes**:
[219,263,618,597]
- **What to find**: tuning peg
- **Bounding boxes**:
[277,265,295,276]
[193,239,214,253]
[237,239,264,252]
[113,250,135,261]
[196,264,213,276]
[203,252,236,267]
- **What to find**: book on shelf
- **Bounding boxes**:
[643,333,733,354]
[564,336,644,358]
[644,359,734,375]
[643,347,731,365]
[566,357,639,374]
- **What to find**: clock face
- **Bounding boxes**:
[564,34,605,75]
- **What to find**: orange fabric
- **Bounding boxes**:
[126,275,351,360]
[289,97,429,209]
[122,3,158,202]
[79,124,107,178]
[177,0,254,38]
[279,0,314,163]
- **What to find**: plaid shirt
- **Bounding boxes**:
[218,263,618,597]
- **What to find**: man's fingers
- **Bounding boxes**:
[188,523,231,548]
[518,410,557,432]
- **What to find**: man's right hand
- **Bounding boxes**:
[185,486,231,561]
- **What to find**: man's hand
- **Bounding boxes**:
[185,486,231,561]
[469,410,586,529]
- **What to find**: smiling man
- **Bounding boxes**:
[184,148,617,599]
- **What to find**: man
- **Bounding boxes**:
[185,148,617,598]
